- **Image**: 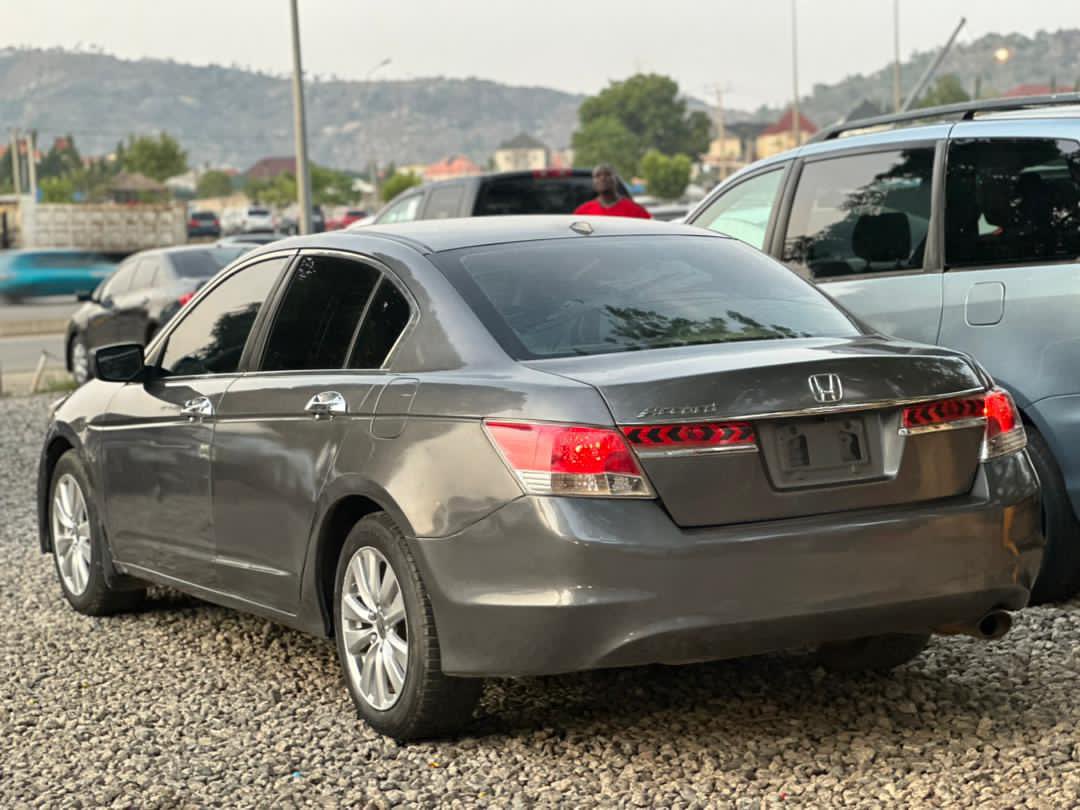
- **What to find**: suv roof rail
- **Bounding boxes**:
[811,92,1080,143]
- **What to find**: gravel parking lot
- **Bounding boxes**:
[2,393,1079,809]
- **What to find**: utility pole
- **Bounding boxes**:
[901,17,966,111]
[26,132,38,201]
[791,0,800,146]
[288,0,313,234]
[893,0,902,112]
[10,130,22,197]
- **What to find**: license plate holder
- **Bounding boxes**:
[763,413,880,488]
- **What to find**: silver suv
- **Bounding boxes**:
[687,94,1080,602]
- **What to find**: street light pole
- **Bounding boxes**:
[289,0,313,235]
[893,0,902,112]
[791,0,800,146]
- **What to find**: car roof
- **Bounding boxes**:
[265,215,720,254]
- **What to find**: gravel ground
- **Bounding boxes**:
[2,394,1079,809]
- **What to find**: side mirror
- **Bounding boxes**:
[93,343,147,383]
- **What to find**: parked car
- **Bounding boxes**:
[0,249,114,302]
[327,208,369,230]
[686,93,1080,603]
[186,210,222,239]
[40,216,1041,740]
[217,233,285,247]
[65,244,252,384]
[223,205,275,235]
[280,205,325,235]
[351,169,632,227]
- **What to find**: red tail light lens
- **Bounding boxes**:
[900,388,1025,460]
[622,422,757,454]
[177,292,195,307]
[484,421,653,497]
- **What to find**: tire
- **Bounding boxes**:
[69,333,92,386]
[333,513,482,741]
[816,633,930,673]
[49,450,145,615]
[1025,427,1080,604]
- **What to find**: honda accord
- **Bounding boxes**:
[37,216,1042,740]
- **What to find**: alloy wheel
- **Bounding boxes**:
[52,474,92,596]
[340,546,409,710]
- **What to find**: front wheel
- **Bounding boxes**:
[50,451,145,615]
[334,513,482,741]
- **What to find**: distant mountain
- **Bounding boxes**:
[0,48,583,171]
[2,30,1079,172]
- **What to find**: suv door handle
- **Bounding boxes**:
[305,391,347,417]
[181,396,214,420]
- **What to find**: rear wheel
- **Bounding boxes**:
[1025,427,1080,603]
[333,513,482,741]
[50,451,145,615]
[817,633,930,673]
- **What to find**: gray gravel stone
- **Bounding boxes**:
[2,394,1080,808]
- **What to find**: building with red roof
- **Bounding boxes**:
[423,154,482,182]
[245,156,297,182]
[756,106,818,159]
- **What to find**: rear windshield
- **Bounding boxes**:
[191,211,217,221]
[473,175,599,216]
[248,207,271,216]
[171,246,250,278]
[435,236,859,359]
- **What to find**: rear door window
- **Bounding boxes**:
[424,185,465,219]
[945,138,1080,267]
[378,194,423,224]
[472,175,597,216]
[693,168,784,249]
[348,279,412,369]
[171,247,249,278]
[782,148,935,279]
[261,255,380,371]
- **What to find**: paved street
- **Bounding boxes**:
[0,296,79,327]
[3,394,1079,808]
[0,333,66,375]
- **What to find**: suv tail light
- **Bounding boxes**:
[900,388,1025,460]
[484,420,653,498]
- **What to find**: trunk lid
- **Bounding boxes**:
[528,337,987,526]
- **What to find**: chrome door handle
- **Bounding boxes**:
[305,391,347,417]
[181,396,214,420]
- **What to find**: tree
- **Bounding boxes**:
[574,74,711,173]
[38,135,82,180]
[915,74,970,109]
[571,116,641,179]
[123,133,187,181]
[196,169,234,198]
[639,150,692,200]
[40,175,75,203]
[311,164,356,206]
[381,171,422,202]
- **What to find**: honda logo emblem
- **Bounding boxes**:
[808,373,844,404]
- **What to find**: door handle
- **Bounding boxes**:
[181,396,214,420]
[305,391,347,417]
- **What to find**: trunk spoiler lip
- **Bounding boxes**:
[619,386,989,426]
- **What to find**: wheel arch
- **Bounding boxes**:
[38,428,79,553]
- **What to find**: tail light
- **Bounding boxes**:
[900,388,1025,460]
[622,421,757,456]
[177,292,195,308]
[484,421,653,497]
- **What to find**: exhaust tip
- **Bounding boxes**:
[977,610,1012,640]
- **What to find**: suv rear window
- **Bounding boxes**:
[435,236,858,359]
[171,247,249,278]
[472,175,599,216]
[946,138,1080,267]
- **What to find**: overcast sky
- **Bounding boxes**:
[5,1,1075,108]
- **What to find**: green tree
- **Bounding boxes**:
[38,135,82,180]
[639,150,692,200]
[311,164,356,205]
[123,133,187,181]
[915,74,971,109]
[381,171,422,202]
[574,73,711,173]
[40,175,75,203]
[196,169,234,198]
[571,116,641,179]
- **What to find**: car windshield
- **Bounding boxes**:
[170,246,250,278]
[435,235,860,359]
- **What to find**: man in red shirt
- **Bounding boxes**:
[574,164,652,219]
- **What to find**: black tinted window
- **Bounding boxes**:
[348,279,411,369]
[436,236,858,360]
[783,149,934,279]
[473,175,597,216]
[425,185,465,219]
[159,258,284,376]
[262,255,380,371]
[946,138,1080,267]
[171,247,249,278]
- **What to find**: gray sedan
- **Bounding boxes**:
[37,216,1042,740]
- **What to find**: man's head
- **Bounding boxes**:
[592,164,618,198]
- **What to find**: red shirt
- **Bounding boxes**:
[574,197,652,219]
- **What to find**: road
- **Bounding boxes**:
[0,333,67,385]
[0,295,79,326]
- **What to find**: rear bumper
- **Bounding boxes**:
[411,452,1042,677]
